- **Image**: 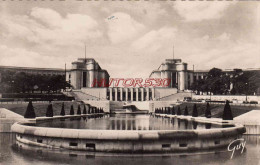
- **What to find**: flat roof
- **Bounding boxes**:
[0,65,65,72]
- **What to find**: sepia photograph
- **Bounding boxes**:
[0,0,260,164]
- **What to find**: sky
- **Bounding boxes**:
[0,1,259,78]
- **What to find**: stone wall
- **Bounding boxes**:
[0,108,24,132]
[83,100,110,112]
[81,88,107,100]
[193,95,260,103]
[11,116,245,153]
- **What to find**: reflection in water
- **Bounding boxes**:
[205,123,212,129]
[184,120,188,129]
[35,114,228,131]
[192,121,198,129]
[0,133,258,165]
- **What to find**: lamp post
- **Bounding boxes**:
[209,87,212,101]
[11,80,14,94]
[190,87,193,100]
[245,82,249,103]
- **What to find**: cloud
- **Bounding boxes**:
[131,27,177,52]
[102,2,166,23]
[31,7,62,28]
[0,7,102,46]
[0,2,258,79]
[173,2,235,22]
[184,42,260,70]
[216,33,231,41]
[106,12,145,44]
[0,44,64,68]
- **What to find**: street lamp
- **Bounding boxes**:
[245,83,248,103]
[209,87,212,101]
[11,80,14,94]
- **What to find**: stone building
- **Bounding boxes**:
[149,59,260,92]
[67,58,110,89]
[1,57,259,98]
[149,59,194,90]
[0,66,65,83]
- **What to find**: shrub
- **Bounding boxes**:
[24,101,36,118]
[177,106,181,115]
[46,103,53,117]
[90,107,94,114]
[222,100,233,120]
[184,106,189,116]
[70,105,74,115]
[86,104,90,114]
[83,105,87,114]
[171,106,175,115]
[192,104,198,117]
[205,102,211,118]
[60,102,65,116]
[77,105,81,115]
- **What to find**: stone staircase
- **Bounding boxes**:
[66,90,102,102]
[157,92,192,101]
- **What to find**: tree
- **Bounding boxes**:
[171,106,175,115]
[231,71,259,95]
[91,107,94,114]
[24,101,36,118]
[222,100,233,120]
[83,105,87,114]
[60,102,65,116]
[87,104,90,114]
[70,105,74,115]
[191,67,234,95]
[169,107,171,114]
[207,68,230,95]
[46,103,53,117]
[0,71,69,94]
[184,106,189,116]
[205,102,211,118]
[77,105,81,115]
[191,79,207,94]
[177,106,181,115]
[192,104,198,117]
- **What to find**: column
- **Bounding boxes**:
[190,72,194,88]
[136,88,139,101]
[115,88,118,101]
[82,71,86,87]
[120,119,123,130]
[120,88,123,101]
[126,88,128,101]
[141,88,144,101]
[176,72,178,84]
[146,88,150,101]
[152,88,155,100]
[88,70,94,88]
[131,88,134,101]
[109,88,113,101]
[179,71,185,91]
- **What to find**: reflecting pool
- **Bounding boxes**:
[35,114,232,130]
[1,114,257,165]
[1,133,260,165]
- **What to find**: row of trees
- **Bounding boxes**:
[24,101,104,118]
[191,68,260,95]
[155,102,233,120]
[0,71,70,93]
